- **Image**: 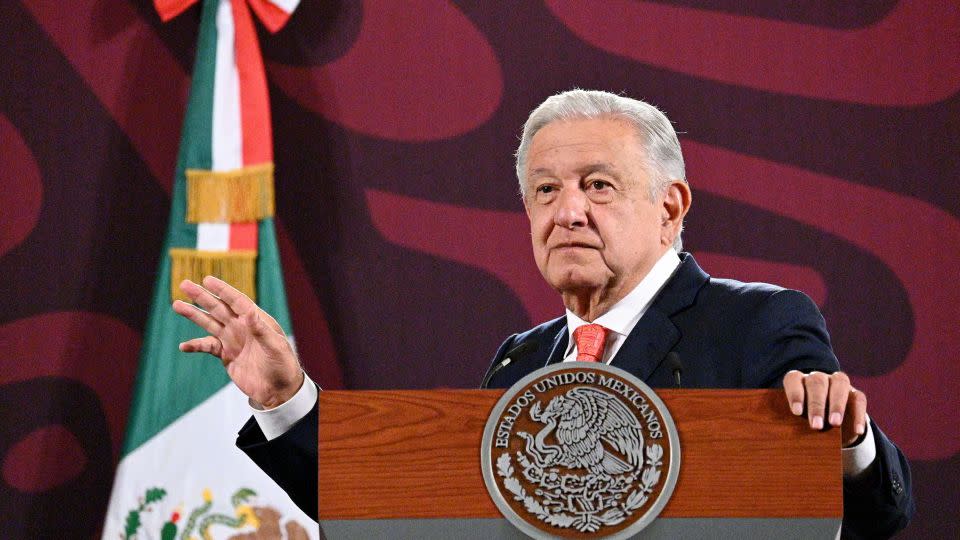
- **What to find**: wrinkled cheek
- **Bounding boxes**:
[532,246,550,279]
[532,226,553,271]
[587,250,622,284]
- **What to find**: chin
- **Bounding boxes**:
[547,268,606,292]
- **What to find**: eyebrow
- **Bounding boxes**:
[575,163,620,177]
[527,167,553,181]
[528,163,620,181]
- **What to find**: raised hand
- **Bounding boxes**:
[783,370,868,447]
[172,276,303,408]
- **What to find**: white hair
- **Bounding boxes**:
[515,89,687,250]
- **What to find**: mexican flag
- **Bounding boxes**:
[102,0,315,538]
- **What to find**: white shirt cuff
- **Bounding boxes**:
[841,416,877,478]
[249,372,319,441]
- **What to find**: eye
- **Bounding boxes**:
[531,183,559,203]
[588,179,611,191]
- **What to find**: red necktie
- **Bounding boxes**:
[573,324,609,363]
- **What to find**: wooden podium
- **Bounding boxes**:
[318,389,841,539]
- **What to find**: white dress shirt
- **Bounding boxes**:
[563,249,681,363]
[249,373,318,440]
[252,248,875,477]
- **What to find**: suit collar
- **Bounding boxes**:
[646,252,709,316]
[546,253,710,379]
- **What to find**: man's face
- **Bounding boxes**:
[523,117,673,306]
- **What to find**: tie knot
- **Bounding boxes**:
[573,324,608,363]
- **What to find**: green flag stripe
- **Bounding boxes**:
[256,217,293,334]
[121,0,228,456]
[168,0,218,251]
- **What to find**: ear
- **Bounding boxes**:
[660,180,692,246]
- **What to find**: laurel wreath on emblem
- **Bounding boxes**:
[496,444,663,533]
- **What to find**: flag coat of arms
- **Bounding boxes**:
[103,0,316,538]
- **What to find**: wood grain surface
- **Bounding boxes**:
[318,389,841,520]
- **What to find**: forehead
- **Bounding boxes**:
[526,117,645,179]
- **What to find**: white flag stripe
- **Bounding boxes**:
[102,385,319,538]
[197,222,231,251]
[212,0,243,172]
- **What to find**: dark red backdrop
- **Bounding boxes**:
[1,1,957,537]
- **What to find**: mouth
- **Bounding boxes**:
[551,242,599,251]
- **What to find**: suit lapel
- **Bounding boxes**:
[610,253,710,382]
[545,327,568,366]
[611,307,680,381]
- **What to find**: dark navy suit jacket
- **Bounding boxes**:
[237,254,913,539]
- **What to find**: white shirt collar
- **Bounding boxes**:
[564,249,682,360]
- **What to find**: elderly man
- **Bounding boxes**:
[173,90,913,538]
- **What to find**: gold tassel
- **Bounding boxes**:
[169,249,258,302]
[185,163,275,222]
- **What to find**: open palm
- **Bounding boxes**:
[172,276,303,408]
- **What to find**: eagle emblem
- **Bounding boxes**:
[482,363,680,538]
[518,387,643,476]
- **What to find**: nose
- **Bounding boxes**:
[554,188,589,229]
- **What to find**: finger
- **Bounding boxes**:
[178,336,224,358]
[202,275,257,317]
[804,372,829,429]
[179,279,236,324]
[172,299,224,336]
[783,370,806,416]
[827,372,852,427]
[849,388,868,437]
[194,277,284,335]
